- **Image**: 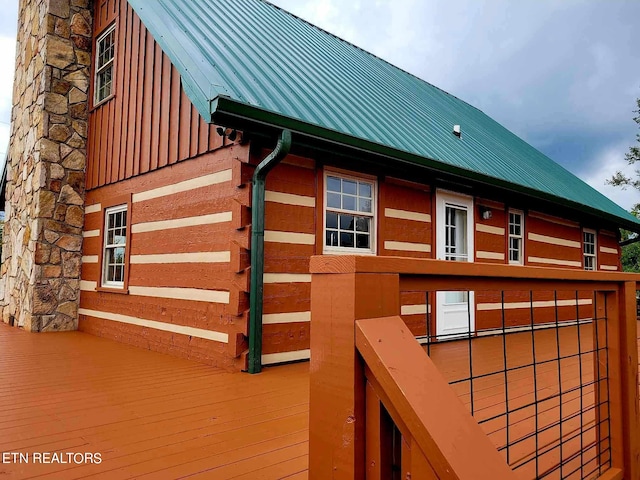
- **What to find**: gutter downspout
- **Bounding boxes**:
[248,129,292,374]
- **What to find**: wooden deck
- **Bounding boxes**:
[0,324,309,479]
[0,321,637,479]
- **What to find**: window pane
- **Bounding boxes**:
[356,234,369,249]
[340,214,354,230]
[342,179,357,195]
[327,176,341,192]
[114,247,125,264]
[107,230,114,245]
[342,195,356,211]
[326,211,338,229]
[326,230,338,246]
[327,192,340,208]
[358,198,371,213]
[340,232,354,247]
[355,217,369,232]
[359,183,372,198]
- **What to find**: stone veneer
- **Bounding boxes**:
[0,0,93,331]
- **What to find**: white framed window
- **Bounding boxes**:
[323,171,376,254]
[508,210,524,265]
[583,229,596,271]
[102,204,128,287]
[94,23,116,104]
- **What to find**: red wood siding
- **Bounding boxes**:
[475,199,507,264]
[260,156,317,363]
[88,0,223,190]
[80,147,250,370]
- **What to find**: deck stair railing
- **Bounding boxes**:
[308,256,640,480]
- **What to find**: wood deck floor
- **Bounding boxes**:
[0,324,309,479]
[0,321,637,479]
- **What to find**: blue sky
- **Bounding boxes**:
[0,0,638,211]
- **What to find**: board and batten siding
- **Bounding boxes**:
[88,0,224,190]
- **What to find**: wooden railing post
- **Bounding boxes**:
[606,282,640,478]
[309,266,400,480]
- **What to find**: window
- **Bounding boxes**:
[102,205,127,287]
[324,172,375,253]
[94,23,116,104]
[583,229,596,271]
[508,210,524,264]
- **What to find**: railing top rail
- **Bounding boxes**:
[310,255,640,285]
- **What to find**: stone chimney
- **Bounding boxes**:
[1,0,93,331]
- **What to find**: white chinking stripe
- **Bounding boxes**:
[262,311,311,324]
[384,208,431,223]
[262,349,311,365]
[478,298,593,311]
[476,224,505,236]
[401,304,431,315]
[600,246,618,254]
[265,191,315,207]
[131,212,232,233]
[264,230,315,245]
[130,251,230,264]
[80,280,97,291]
[85,203,101,214]
[128,286,229,304]
[132,169,232,203]
[82,230,100,238]
[528,256,582,267]
[600,265,618,271]
[79,281,228,304]
[384,241,431,253]
[263,273,311,283]
[78,308,228,344]
[82,255,98,264]
[476,251,505,260]
[528,232,581,249]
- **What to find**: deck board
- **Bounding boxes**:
[0,324,309,479]
[0,320,637,479]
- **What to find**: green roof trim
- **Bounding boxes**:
[128,0,640,231]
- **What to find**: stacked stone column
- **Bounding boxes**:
[1,0,92,331]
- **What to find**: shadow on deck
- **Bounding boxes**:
[0,324,309,479]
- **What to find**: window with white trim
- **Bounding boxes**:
[508,210,524,264]
[583,229,596,271]
[102,205,127,287]
[95,23,116,104]
[324,173,375,253]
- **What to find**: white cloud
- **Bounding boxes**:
[0,34,16,160]
[581,145,640,212]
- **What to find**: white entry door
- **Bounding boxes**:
[435,191,475,338]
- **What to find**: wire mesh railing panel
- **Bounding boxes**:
[406,289,612,480]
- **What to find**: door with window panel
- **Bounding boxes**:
[324,174,375,253]
[435,192,475,338]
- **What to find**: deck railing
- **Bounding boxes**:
[308,256,640,480]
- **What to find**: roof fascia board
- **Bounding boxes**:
[211,96,640,233]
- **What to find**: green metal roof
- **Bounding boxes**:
[128,0,640,231]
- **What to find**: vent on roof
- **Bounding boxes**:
[453,125,461,138]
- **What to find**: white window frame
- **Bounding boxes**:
[583,228,597,271]
[508,209,524,265]
[102,204,128,288]
[94,23,116,105]
[323,170,377,255]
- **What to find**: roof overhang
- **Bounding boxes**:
[211,96,640,234]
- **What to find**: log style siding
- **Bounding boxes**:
[88,0,224,190]
[80,147,250,370]
[261,157,317,365]
[81,0,622,369]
